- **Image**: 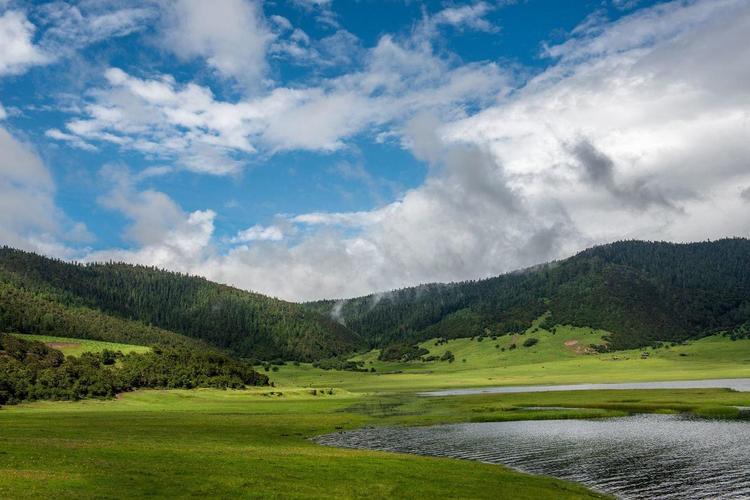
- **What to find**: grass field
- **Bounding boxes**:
[3,326,749,498]
[271,327,750,392]
[2,386,748,498]
[0,389,609,499]
[8,333,150,356]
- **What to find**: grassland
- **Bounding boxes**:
[8,333,150,356]
[2,385,749,499]
[0,389,610,499]
[271,326,750,392]
[2,327,749,498]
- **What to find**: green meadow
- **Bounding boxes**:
[0,389,609,499]
[271,326,750,392]
[4,385,750,499]
[2,327,750,498]
[9,333,150,357]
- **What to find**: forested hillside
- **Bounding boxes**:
[3,240,748,361]
[0,248,360,361]
[309,239,750,350]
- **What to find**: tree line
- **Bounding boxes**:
[0,334,268,406]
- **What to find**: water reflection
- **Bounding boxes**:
[317,414,750,499]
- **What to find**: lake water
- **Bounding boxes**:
[419,378,750,396]
[317,414,750,499]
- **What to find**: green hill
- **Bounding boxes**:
[9,333,151,357]
[0,247,361,361]
[3,239,748,363]
[309,239,750,350]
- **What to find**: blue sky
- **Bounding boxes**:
[1,0,748,300]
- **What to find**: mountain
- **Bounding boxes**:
[0,247,360,361]
[3,239,748,361]
[308,239,750,350]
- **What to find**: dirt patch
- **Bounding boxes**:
[45,342,81,350]
[563,339,593,355]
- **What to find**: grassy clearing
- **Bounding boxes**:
[271,328,750,392]
[8,333,150,356]
[0,389,607,499]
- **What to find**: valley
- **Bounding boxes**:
[2,239,750,499]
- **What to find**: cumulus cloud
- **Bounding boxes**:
[160,0,272,88]
[0,9,50,76]
[87,167,215,269]
[75,0,750,301]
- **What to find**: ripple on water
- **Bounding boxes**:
[316,414,750,500]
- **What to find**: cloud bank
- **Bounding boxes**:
[2,0,749,301]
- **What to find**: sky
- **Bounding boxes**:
[0,0,748,301]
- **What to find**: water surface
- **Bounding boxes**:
[317,414,750,499]
[419,378,750,396]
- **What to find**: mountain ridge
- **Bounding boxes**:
[1,238,748,360]
[307,238,750,350]
[0,247,360,361]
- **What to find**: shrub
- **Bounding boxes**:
[440,350,455,363]
[378,343,429,362]
[523,338,539,348]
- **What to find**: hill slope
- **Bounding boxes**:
[309,239,750,350]
[0,248,361,361]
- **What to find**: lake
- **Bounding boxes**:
[317,414,750,499]
[419,378,750,396]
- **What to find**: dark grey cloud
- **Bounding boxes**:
[571,138,678,211]
[741,187,750,202]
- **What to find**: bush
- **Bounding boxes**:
[440,350,455,363]
[312,357,367,372]
[522,338,539,348]
[378,343,429,362]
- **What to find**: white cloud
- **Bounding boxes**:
[73,0,750,302]
[160,0,272,88]
[0,125,88,256]
[86,209,215,270]
[0,9,50,76]
[232,224,285,242]
[51,35,508,174]
[87,167,216,269]
[432,2,499,33]
[0,3,158,78]
[35,2,156,52]
[45,128,96,151]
